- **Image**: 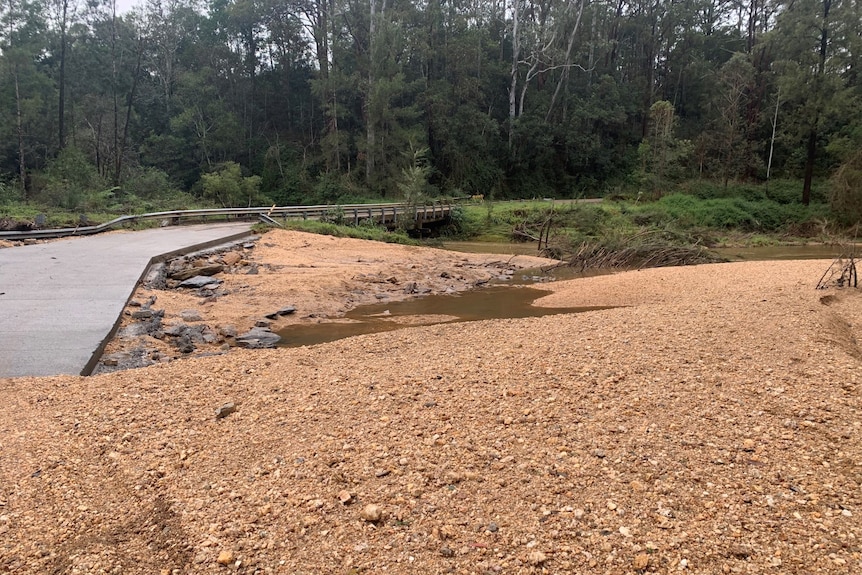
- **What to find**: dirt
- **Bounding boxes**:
[97,230,557,371]
[1,230,861,575]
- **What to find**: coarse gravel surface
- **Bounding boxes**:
[1,231,861,575]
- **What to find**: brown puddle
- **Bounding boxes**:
[277,286,611,348]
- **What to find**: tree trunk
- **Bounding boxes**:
[117,33,145,186]
[58,0,69,150]
[14,68,26,195]
[508,0,521,151]
[802,127,816,206]
[545,0,586,123]
[366,0,378,183]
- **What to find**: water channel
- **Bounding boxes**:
[276,242,851,348]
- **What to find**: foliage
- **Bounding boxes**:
[30,147,110,211]
[281,220,417,245]
[830,150,862,226]
[199,162,266,207]
[0,0,860,212]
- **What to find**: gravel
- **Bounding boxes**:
[1,231,860,574]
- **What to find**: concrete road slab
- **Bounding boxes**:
[0,223,252,378]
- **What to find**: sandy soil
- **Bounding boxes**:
[99,230,557,369]
[1,230,861,575]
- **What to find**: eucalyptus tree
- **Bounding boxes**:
[772,0,855,204]
[0,0,51,192]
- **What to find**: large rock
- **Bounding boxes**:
[178,276,223,289]
[169,264,224,281]
[235,327,281,349]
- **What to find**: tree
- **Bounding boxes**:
[773,0,854,204]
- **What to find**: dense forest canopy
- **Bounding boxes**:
[0,0,860,209]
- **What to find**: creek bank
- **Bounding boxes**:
[96,230,557,373]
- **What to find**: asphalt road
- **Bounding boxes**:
[0,223,252,379]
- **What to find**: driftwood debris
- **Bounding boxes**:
[817,255,858,290]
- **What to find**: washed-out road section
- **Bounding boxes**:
[0,223,252,378]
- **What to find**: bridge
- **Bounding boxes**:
[0,201,455,241]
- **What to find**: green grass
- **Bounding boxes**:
[271,219,419,245]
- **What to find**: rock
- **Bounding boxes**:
[131,309,153,320]
[235,328,281,349]
[181,309,203,322]
[215,403,237,419]
[174,334,195,354]
[527,550,547,565]
[169,264,224,281]
[128,299,142,307]
[440,547,454,558]
[219,325,237,337]
[360,504,382,522]
[264,307,295,320]
[633,553,650,570]
[742,438,755,451]
[619,526,632,537]
[246,265,259,275]
[255,320,271,328]
[221,252,242,266]
[487,522,499,533]
[338,490,352,505]
[164,324,187,337]
[178,276,223,289]
[216,550,234,565]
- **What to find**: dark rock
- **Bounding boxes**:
[219,325,238,338]
[487,522,499,533]
[131,309,153,320]
[202,329,217,344]
[266,305,297,319]
[235,327,281,349]
[375,293,388,300]
[163,324,187,337]
[246,265,259,275]
[169,264,224,281]
[255,319,272,328]
[128,299,142,307]
[215,403,237,419]
[178,276,223,289]
[174,334,195,353]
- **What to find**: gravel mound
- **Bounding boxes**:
[1,242,860,574]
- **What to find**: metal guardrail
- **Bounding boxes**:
[0,202,454,240]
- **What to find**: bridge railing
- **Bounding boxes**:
[0,201,454,241]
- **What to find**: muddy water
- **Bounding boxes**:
[277,242,846,348]
[277,286,611,348]
[714,244,858,261]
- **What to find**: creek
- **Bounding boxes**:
[276,242,848,348]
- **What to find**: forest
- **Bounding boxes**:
[0,0,860,212]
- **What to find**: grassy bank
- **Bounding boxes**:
[443,181,843,268]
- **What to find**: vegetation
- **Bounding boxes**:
[258,220,417,246]
[442,180,840,267]
[0,0,860,217]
